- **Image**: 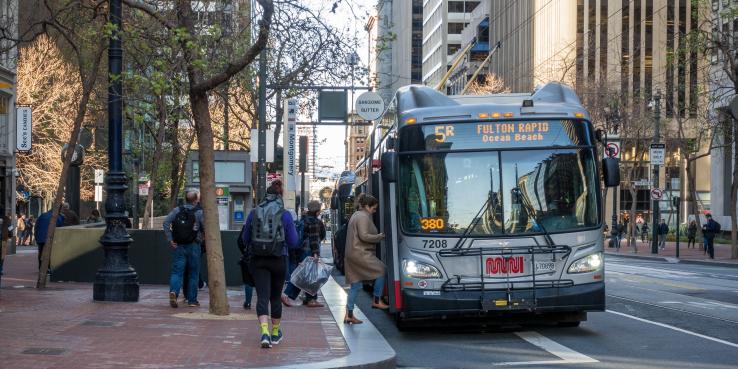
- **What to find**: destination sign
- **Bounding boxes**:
[399,120,589,151]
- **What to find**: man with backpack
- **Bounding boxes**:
[282,200,327,307]
[702,214,721,259]
[658,219,669,251]
[163,190,204,308]
[239,180,299,348]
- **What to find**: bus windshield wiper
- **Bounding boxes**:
[533,214,555,247]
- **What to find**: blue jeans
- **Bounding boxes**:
[244,284,253,305]
[169,243,201,303]
[284,249,318,301]
[346,276,385,311]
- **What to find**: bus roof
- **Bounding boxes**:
[394,82,590,128]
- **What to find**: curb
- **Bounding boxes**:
[605,252,738,268]
[256,276,396,369]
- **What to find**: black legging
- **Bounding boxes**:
[249,255,286,319]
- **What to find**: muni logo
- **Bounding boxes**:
[485,256,525,275]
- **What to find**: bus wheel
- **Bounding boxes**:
[395,313,409,331]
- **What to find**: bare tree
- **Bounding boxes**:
[123,0,274,315]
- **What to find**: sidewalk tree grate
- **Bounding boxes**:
[22,348,66,355]
[81,320,120,327]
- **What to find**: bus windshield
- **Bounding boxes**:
[399,148,599,235]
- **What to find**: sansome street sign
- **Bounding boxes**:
[355,91,385,121]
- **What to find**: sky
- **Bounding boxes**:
[299,0,372,179]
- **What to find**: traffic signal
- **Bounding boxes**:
[299,136,308,173]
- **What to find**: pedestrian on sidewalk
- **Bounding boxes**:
[241,180,299,348]
[237,222,254,310]
[182,201,206,300]
[702,214,721,259]
[61,203,80,226]
[344,194,387,325]
[640,223,649,243]
[23,215,34,246]
[163,190,204,308]
[687,220,697,249]
[15,214,25,247]
[658,219,669,251]
[283,200,327,308]
[0,208,10,287]
[34,209,64,269]
[86,209,103,224]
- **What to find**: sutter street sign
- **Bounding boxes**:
[355,91,385,121]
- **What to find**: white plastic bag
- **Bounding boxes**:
[290,256,333,295]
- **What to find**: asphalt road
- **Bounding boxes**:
[328,250,738,369]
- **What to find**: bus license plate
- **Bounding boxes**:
[534,261,556,273]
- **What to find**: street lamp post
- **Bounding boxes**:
[651,90,662,255]
[93,0,139,301]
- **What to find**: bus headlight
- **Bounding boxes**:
[567,253,603,274]
[403,260,442,279]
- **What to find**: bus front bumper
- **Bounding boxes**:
[400,281,604,318]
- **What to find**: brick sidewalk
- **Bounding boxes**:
[0,252,349,369]
[605,238,738,265]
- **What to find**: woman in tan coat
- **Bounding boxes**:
[344,194,387,324]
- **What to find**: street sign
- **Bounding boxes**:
[138,183,149,196]
[283,98,297,192]
[650,188,663,200]
[318,90,347,121]
[355,91,385,121]
[605,142,620,158]
[16,106,32,152]
[634,179,651,187]
[94,169,104,184]
[216,185,230,205]
[650,143,666,165]
[94,185,103,202]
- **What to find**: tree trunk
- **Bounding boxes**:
[38,46,104,288]
[169,115,181,209]
[190,90,229,315]
[142,96,168,229]
[686,158,703,240]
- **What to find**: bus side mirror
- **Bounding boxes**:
[381,152,398,183]
[602,158,620,187]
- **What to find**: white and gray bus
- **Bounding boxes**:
[355,82,619,327]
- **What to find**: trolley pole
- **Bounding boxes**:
[651,90,662,254]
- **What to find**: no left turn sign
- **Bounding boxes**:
[606,142,620,158]
[650,188,663,200]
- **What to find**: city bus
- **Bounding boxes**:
[330,171,357,274]
[356,82,619,328]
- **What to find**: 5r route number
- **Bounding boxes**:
[422,239,448,249]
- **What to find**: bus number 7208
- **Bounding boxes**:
[422,240,448,249]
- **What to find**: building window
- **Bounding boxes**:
[600,0,608,83]
[447,43,461,55]
[447,22,465,34]
[448,1,480,13]
[678,0,686,116]
[587,0,596,82]
[576,0,584,89]
[644,0,653,101]
[633,0,642,104]
[621,0,629,98]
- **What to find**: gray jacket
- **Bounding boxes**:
[163,204,204,243]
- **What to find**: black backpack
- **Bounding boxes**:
[172,206,198,244]
[250,199,286,257]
